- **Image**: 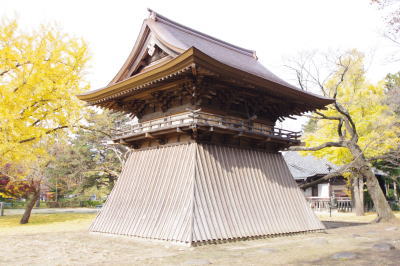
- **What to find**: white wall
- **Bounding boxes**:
[318,183,330,198]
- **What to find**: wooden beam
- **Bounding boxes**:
[233,131,244,138]
[145,132,154,139]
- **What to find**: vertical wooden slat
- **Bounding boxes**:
[90,143,195,243]
[90,143,324,245]
[191,144,324,242]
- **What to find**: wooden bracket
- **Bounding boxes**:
[131,143,140,149]
[151,90,175,112]
[233,131,244,138]
[191,125,198,140]
[145,132,154,139]
[157,138,166,145]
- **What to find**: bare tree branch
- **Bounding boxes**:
[337,118,345,141]
[300,161,356,189]
[289,141,347,151]
[314,111,342,120]
[300,172,341,190]
[78,125,112,138]
[19,126,68,143]
[335,102,358,142]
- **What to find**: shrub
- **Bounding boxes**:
[80,200,102,208]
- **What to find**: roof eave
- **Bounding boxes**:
[190,48,334,107]
[78,47,334,109]
[77,48,197,103]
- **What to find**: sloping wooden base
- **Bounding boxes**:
[90,143,324,245]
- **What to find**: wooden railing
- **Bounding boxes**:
[306,197,331,211]
[336,198,353,212]
[114,111,301,141]
[306,197,353,212]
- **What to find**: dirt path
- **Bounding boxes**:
[0,216,399,265]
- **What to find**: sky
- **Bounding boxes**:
[2,0,399,130]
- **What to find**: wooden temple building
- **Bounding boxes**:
[78,10,333,245]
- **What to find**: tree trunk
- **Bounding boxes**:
[347,143,397,223]
[361,166,397,223]
[0,202,4,216]
[360,177,364,212]
[385,182,389,197]
[20,190,40,224]
[353,176,364,216]
[394,181,398,202]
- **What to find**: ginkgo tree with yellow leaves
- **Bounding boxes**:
[0,19,90,223]
[289,50,400,222]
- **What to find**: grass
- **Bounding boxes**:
[1,211,399,237]
[0,213,96,235]
[1,212,399,265]
[317,211,400,223]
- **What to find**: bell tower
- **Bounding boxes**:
[78,10,333,246]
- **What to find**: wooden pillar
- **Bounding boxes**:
[328,180,332,198]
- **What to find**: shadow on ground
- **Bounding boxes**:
[322,221,369,229]
[304,248,400,265]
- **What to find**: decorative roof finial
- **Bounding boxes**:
[147,8,157,20]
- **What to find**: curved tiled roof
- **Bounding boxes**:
[146,10,328,99]
[78,10,333,109]
[283,151,338,180]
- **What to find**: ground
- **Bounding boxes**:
[0,211,399,265]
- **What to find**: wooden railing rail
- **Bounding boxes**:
[305,196,353,212]
[114,111,301,141]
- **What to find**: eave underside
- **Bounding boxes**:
[78,49,334,120]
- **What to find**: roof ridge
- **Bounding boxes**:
[147,8,257,58]
[289,163,313,173]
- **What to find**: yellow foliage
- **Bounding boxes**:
[0,19,90,168]
[302,50,400,166]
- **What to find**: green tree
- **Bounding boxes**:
[384,72,400,114]
[372,72,400,204]
[45,109,130,198]
[289,50,400,222]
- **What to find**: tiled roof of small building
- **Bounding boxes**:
[282,151,338,180]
